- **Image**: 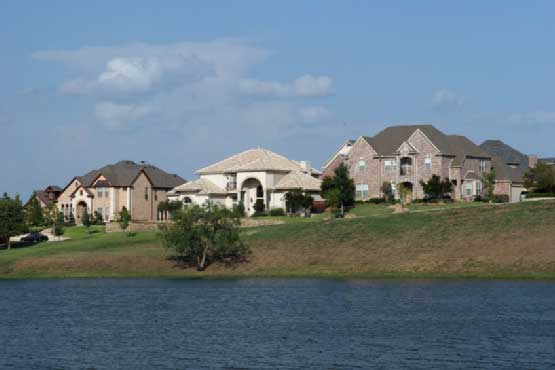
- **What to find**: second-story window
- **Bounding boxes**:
[97,188,103,198]
[358,160,366,173]
[104,188,109,197]
[144,187,149,200]
[154,190,158,201]
[384,161,392,173]
[480,160,487,173]
[425,157,432,171]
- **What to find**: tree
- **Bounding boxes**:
[321,163,355,215]
[157,200,183,220]
[524,162,555,193]
[66,212,76,227]
[26,192,44,227]
[93,211,104,225]
[482,170,496,200]
[398,183,412,206]
[159,203,250,271]
[44,203,64,237]
[253,199,265,215]
[285,189,314,214]
[82,208,91,228]
[381,182,394,202]
[0,193,26,250]
[419,175,454,200]
[118,207,131,231]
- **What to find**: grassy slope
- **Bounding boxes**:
[1,201,555,279]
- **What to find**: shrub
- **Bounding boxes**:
[491,195,509,203]
[66,212,76,227]
[269,208,285,216]
[368,198,386,204]
[82,209,91,228]
[253,199,265,213]
[526,192,555,198]
[231,203,246,218]
[93,211,104,225]
[252,211,267,217]
[118,207,131,231]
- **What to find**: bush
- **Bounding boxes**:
[93,211,104,225]
[526,192,555,198]
[269,208,285,216]
[231,203,246,218]
[253,199,265,213]
[491,195,510,203]
[331,207,344,219]
[53,223,64,236]
[252,211,267,217]
[368,198,386,204]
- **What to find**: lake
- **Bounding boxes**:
[0,279,554,369]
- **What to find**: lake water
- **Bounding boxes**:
[0,279,554,370]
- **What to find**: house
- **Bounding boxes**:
[27,185,63,208]
[168,148,322,216]
[321,139,355,178]
[322,125,492,201]
[56,160,185,224]
[479,140,536,202]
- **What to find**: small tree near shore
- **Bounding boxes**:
[321,163,355,216]
[159,203,249,271]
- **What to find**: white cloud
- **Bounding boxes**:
[239,75,333,98]
[508,111,555,125]
[432,89,464,110]
[34,40,334,132]
[95,101,155,131]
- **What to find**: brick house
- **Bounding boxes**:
[56,160,185,224]
[479,140,537,202]
[322,125,492,201]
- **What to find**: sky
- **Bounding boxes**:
[2,1,555,199]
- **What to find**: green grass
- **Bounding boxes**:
[1,200,555,279]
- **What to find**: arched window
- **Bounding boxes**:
[256,185,264,198]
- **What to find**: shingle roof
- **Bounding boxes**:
[196,148,308,174]
[275,171,322,191]
[35,191,51,206]
[446,135,492,167]
[77,160,185,189]
[463,171,482,180]
[479,140,529,183]
[480,140,528,165]
[360,125,490,167]
[169,178,226,195]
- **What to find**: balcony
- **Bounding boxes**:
[226,182,237,191]
[399,157,413,176]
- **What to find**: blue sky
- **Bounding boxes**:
[2,1,555,199]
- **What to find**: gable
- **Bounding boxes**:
[397,141,418,156]
[131,171,153,188]
[407,129,441,155]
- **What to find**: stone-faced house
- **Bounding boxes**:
[56,161,185,224]
[323,125,492,201]
[168,148,322,216]
[479,140,537,202]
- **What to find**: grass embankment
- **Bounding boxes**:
[1,200,555,279]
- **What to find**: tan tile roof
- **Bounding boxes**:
[197,148,307,174]
[275,171,322,191]
[169,178,226,195]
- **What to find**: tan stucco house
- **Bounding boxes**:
[27,185,63,209]
[56,160,185,224]
[168,148,322,216]
[323,124,493,201]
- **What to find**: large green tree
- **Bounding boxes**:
[26,192,44,227]
[159,203,249,271]
[0,193,26,250]
[524,162,555,193]
[285,189,313,214]
[419,175,454,199]
[321,163,355,215]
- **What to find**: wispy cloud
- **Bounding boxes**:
[239,75,333,98]
[508,111,555,125]
[432,89,464,111]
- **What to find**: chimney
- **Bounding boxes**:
[300,160,311,174]
[528,155,538,168]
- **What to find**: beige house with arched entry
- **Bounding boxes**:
[168,148,322,216]
[56,160,185,224]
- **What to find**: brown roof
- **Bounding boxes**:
[360,125,490,167]
[490,156,526,183]
[77,160,185,189]
[479,140,529,183]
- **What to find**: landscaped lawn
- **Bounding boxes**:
[1,199,554,279]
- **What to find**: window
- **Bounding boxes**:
[425,157,432,171]
[356,184,369,198]
[97,188,103,198]
[122,187,127,192]
[392,160,398,173]
[480,160,487,173]
[104,188,109,197]
[154,190,158,201]
[183,197,192,204]
[358,160,366,173]
[465,182,473,196]
[391,183,397,197]
[476,181,482,195]
[97,208,103,218]
[384,161,392,173]
[105,207,110,221]
[144,187,149,200]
